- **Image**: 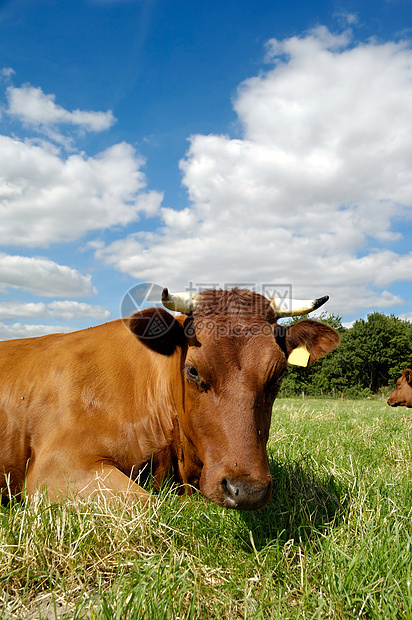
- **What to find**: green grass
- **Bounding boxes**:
[2,398,412,618]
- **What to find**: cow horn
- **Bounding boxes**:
[268,295,329,317]
[161,288,201,313]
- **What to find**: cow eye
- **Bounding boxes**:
[185,365,209,391]
[186,366,199,381]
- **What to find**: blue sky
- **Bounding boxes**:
[0,0,412,338]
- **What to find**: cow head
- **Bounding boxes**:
[387,369,412,408]
[129,288,339,510]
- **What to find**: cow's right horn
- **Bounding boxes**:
[161,288,201,314]
[268,295,329,317]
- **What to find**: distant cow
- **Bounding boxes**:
[0,287,339,510]
[387,369,412,408]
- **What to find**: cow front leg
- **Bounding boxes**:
[74,463,151,504]
[25,459,150,504]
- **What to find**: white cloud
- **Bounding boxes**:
[334,12,358,27]
[0,76,162,248]
[0,322,76,341]
[0,138,163,246]
[0,253,95,297]
[46,301,110,320]
[0,67,15,79]
[0,300,110,321]
[7,84,115,133]
[95,27,412,316]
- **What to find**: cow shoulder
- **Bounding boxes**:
[284,319,340,364]
[128,308,195,356]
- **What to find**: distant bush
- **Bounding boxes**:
[278,312,412,397]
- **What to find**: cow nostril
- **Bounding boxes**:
[221,477,271,510]
[221,478,239,508]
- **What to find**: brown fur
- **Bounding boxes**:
[0,289,339,509]
[388,369,412,408]
[194,288,276,322]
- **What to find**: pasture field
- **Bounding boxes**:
[1,398,412,619]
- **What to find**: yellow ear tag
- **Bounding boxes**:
[288,345,310,367]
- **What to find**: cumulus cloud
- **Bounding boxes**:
[96,27,412,316]
[0,75,163,247]
[0,138,163,246]
[0,253,95,297]
[7,85,115,133]
[0,300,110,321]
[0,322,76,341]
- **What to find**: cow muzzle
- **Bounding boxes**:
[199,460,273,510]
[220,476,272,511]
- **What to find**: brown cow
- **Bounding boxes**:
[0,288,339,510]
[387,369,412,408]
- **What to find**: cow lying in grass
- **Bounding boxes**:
[0,287,339,509]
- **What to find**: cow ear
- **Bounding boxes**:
[128,308,186,356]
[174,314,200,348]
[403,369,412,385]
[284,320,340,365]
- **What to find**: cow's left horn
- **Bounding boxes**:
[268,295,329,317]
[161,288,201,313]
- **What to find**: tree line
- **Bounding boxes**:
[279,312,412,398]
